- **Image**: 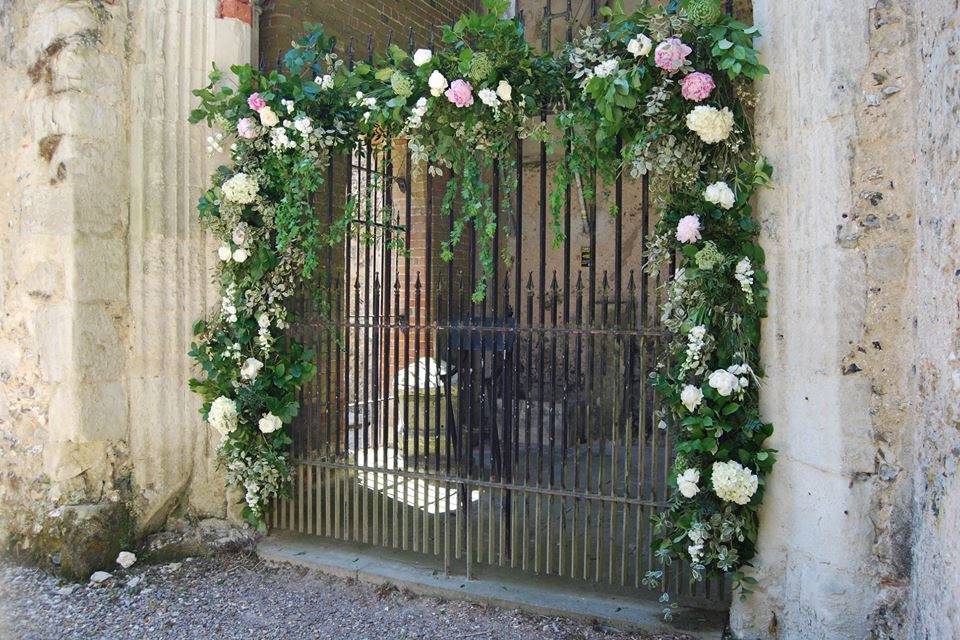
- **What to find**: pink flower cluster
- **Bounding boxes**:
[445,79,474,108]
[676,215,702,244]
[680,72,715,102]
[247,92,267,112]
[654,38,692,73]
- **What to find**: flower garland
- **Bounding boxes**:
[187,0,775,601]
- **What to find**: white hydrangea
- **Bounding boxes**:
[293,116,313,135]
[207,396,238,437]
[413,48,432,67]
[593,59,619,78]
[686,105,735,144]
[735,257,755,301]
[221,172,258,204]
[478,88,500,109]
[677,468,700,498]
[712,460,759,505]
[680,384,704,412]
[704,181,735,209]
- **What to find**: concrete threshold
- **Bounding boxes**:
[258,532,726,639]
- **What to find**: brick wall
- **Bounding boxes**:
[259,0,478,68]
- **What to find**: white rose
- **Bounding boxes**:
[218,245,232,261]
[232,248,248,263]
[677,468,700,498]
[496,79,512,102]
[428,70,448,97]
[257,313,271,328]
[258,412,282,434]
[413,48,432,67]
[240,356,263,381]
[259,106,279,127]
[704,181,736,210]
[627,33,652,58]
[680,384,704,412]
[708,369,739,396]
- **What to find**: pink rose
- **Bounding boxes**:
[247,92,267,112]
[654,38,692,73]
[237,117,258,139]
[680,72,715,102]
[676,215,702,244]
[444,79,474,108]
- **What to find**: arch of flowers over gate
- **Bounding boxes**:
[188,0,775,606]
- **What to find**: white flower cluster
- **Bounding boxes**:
[240,356,263,381]
[258,412,282,434]
[626,33,652,58]
[220,282,239,323]
[314,74,334,90]
[219,222,251,263]
[704,181,735,210]
[707,362,752,397]
[225,448,286,515]
[711,460,759,505]
[593,58,619,78]
[687,523,708,563]
[221,172,259,205]
[404,97,429,133]
[206,131,225,154]
[686,105,735,144]
[270,126,297,151]
[677,468,700,498]
[207,396,238,438]
[682,324,709,375]
[735,257,755,302]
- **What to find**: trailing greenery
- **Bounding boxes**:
[187,0,774,604]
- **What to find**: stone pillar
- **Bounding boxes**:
[0,0,252,560]
[126,0,252,529]
[731,1,952,638]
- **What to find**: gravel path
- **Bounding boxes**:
[0,554,695,640]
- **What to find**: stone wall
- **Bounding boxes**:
[905,1,960,636]
[733,1,958,639]
[0,0,252,556]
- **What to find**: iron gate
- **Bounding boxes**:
[270,7,730,611]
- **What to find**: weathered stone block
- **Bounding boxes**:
[30,501,135,580]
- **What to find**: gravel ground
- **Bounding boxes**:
[0,554,695,640]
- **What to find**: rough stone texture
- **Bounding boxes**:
[733,1,958,639]
[0,1,251,552]
[143,517,256,563]
[32,501,134,580]
[905,1,960,637]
